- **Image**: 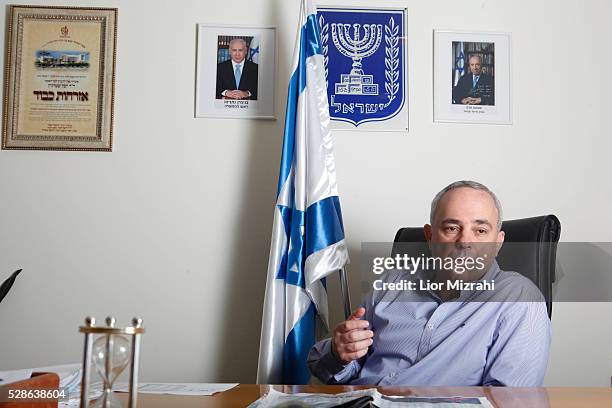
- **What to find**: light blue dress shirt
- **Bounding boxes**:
[307,262,551,386]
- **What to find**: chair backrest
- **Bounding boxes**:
[392,215,561,318]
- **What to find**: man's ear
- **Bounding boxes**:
[424,224,432,241]
[495,230,505,255]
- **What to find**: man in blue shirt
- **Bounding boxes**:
[307,180,551,386]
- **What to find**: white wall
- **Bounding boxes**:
[0,0,610,386]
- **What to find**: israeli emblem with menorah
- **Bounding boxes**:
[318,8,407,129]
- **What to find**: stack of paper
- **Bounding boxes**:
[0,368,33,386]
[0,363,81,392]
[248,389,495,408]
[0,363,84,407]
[33,363,82,396]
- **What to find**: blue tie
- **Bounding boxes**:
[472,75,480,89]
[234,64,242,87]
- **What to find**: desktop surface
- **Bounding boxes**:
[124,384,612,407]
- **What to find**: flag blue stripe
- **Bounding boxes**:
[304,13,322,57]
[283,303,316,384]
[276,72,298,198]
[304,196,345,257]
[276,13,322,198]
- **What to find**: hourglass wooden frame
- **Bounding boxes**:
[79,317,145,408]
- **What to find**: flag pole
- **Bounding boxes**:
[338,267,351,319]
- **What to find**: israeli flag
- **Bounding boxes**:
[249,37,260,64]
[256,0,349,385]
[454,41,465,86]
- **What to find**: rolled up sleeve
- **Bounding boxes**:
[307,338,361,384]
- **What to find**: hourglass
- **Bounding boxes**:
[79,316,145,408]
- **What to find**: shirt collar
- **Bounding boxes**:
[480,260,501,281]
[232,59,245,69]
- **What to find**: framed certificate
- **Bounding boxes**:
[2,6,117,151]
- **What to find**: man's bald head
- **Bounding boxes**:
[430,180,503,231]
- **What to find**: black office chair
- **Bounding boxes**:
[0,269,22,304]
[392,216,561,318]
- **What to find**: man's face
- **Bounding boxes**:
[424,187,504,277]
[229,41,247,64]
[469,57,482,75]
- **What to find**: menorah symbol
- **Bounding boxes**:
[331,23,383,95]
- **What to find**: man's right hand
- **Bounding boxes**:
[331,307,374,364]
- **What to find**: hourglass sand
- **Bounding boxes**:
[79,316,145,408]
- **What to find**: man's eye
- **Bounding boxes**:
[444,226,458,232]
[476,229,488,234]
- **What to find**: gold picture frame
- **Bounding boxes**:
[2,5,117,151]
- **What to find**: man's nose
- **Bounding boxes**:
[455,229,473,247]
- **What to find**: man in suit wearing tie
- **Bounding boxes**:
[216,38,258,100]
[452,55,494,105]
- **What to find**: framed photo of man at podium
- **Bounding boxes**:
[434,30,512,125]
[195,24,276,119]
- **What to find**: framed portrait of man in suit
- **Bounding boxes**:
[196,25,276,119]
[434,31,512,125]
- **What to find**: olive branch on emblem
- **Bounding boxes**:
[318,14,329,88]
[384,16,400,107]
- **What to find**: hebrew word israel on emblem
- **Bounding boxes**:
[317,8,406,127]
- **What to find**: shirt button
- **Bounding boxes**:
[427,324,434,330]
[389,372,397,378]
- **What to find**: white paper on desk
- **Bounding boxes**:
[0,363,81,391]
[29,363,82,393]
[248,389,495,408]
[1,363,83,408]
[0,369,33,386]
[114,382,239,395]
[59,382,237,407]
[59,383,102,408]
